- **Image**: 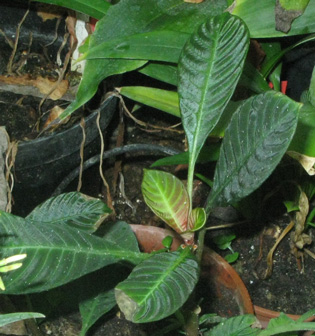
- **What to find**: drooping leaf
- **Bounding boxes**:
[141,169,190,233]
[0,211,147,294]
[31,0,110,19]
[204,314,258,336]
[58,0,226,121]
[115,248,199,323]
[26,192,111,233]
[0,312,45,328]
[205,92,300,212]
[178,13,249,197]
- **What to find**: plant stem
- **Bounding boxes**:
[196,227,207,264]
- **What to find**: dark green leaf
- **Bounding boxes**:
[206,92,299,211]
[0,212,147,294]
[178,13,249,195]
[115,248,199,323]
[26,192,110,233]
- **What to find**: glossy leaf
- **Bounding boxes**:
[115,248,199,323]
[178,13,249,197]
[58,0,226,122]
[0,211,147,294]
[141,169,190,233]
[206,92,300,212]
[119,87,180,117]
[81,30,189,63]
[26,192,111,233]
[0,312,45,328]
[31,0,110,19]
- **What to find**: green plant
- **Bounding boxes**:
[2,0,315,335]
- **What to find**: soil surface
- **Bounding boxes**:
[208,213,315,315]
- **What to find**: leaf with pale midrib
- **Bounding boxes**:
[206,91,300,212]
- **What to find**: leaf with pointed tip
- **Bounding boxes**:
[141,169,190,233]
[115,248,199,323]
[26,192,111,233]
[0,312,45,328]
[206,92,300,212]
[178,13,249,187]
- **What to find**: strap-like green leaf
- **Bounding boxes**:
[0,312,45,328]
[141,169,190,233]
[58,0,226,122]
[26,192,111,233]
[115,248,199,323]
[206,92,300,212]
[0,212,147,294]
[178,13,249,197]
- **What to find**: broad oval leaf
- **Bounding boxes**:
[141,169,190,233]
[0,212,147,294]
[26,192,111,233]
[115,248,199,323]
[178,13,249,183]
[206,91,300,212]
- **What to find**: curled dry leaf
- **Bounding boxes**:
[43,106,69,129]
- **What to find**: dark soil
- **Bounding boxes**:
[209,214,315,315]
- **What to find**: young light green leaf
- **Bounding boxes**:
[115,248,199,323]
[0,312,45,328]
[188,207,206,232]
[206,92,300,212]
[178,13,249,198]
[26,192,111,233]
[142,169,190,233]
